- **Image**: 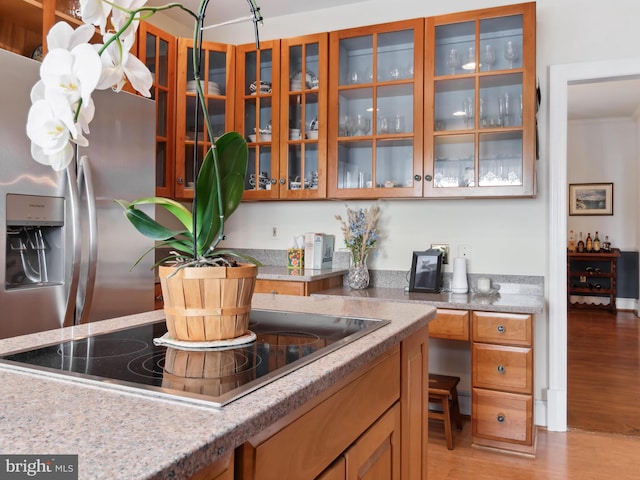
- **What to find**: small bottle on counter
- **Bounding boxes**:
[577,232,585,253]
[603,235,611,252]
[593,231,601,252]
[568,230,576,252]
[586,232,593,252]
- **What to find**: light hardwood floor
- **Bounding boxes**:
[428,308,640,478]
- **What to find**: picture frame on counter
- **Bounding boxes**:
[569,182,614,216]
[408,249,443,293]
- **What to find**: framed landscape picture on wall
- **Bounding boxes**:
[569,183,614,216]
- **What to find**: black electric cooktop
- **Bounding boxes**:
[0,310,388,407]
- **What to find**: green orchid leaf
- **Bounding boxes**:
[121,207,189,241]
[116,197,193,231]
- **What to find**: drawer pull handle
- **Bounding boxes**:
[497,364,506,374]
[497,325,506,334]
[497,414,506,423]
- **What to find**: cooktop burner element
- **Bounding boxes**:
[0,310,388,407]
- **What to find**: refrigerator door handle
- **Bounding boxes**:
[77,155,98,325]
[63,164,82,327]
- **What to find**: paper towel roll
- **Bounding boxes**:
[451,257,468,294]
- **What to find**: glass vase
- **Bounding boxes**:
[347,254,369,289]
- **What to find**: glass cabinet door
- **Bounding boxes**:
[279,33,328,199]
[425,3,535,198]
[137,22,175,198]
[328,19,424,199]
[175,39,234,199]
[236,40,280,200]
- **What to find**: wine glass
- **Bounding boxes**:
[503,93,510,126]
[447,48,460,75]
[504,41,519,69]
[481,44,496,71]
[355,114,370,136]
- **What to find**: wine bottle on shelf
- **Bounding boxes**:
[577,232,585,253]
[586,232,593,252]
[603,235,611,252]
[568,230,576,252]
[593,231,601,252]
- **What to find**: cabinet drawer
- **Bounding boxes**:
[472,312,532,346]
[472,388,533,445]
[429,309,469,340]
[472,344,533,394]
[254,280,306,296]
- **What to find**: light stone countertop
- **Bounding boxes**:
[313,286,545,314]
[0,294,435,480]
[256,265,347,281]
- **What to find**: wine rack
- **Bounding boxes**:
[567,249,620,313]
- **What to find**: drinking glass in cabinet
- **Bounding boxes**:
[478,131,522,186]
[434,21,475,76]
[479,73,522,128]
[479,15,523,71]
[337,141,372,188]
[433,135,475,188]
[338,36,373,86]
[378,29,415,81]
[376,140,413,188]
[246,148,273,190]
[434,78,474,131]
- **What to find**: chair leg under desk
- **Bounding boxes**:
[428,374,463,450]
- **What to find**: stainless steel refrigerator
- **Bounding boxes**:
[0,49,155,339]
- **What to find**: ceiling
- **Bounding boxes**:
[146,1,640,122]
[568,77,640,120]
[145,0,369,27]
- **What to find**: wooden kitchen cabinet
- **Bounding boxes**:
[235,40,282,200]
[278,33,329,199]
[254,275,343,297]
[137,22,176,198]
[471,311,535,453]
[424,3,536,198]
[0,0,100,58]
[174,38,235,199]
[327,19,425,199]
[236,323,429,480]
[567,249,621,313]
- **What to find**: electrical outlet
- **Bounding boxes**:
[430,244,450,264]
[271,226,278,239]
[459,244,472,258]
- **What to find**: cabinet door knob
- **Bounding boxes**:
[270,178,277,185]
[424,174,433,182]
[414,174,422,181]
[176,177,184,185]
[497,364,506,374]
[497,324,506,334]
[497,414,506,423]
[279,178,285,185]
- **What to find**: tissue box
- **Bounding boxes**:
[287,248,304,269]
[304,233,335,269]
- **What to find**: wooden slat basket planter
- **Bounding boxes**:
[159,263,258,342]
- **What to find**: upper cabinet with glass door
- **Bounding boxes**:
[175,38,235,199]
[279,33,328,199]
[424,3,536,198]
[235,40,281,200]
[328,19,424,199]
[137,22,176,198]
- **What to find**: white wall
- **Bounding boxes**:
[568,118,638,250]
[150,0,640,426]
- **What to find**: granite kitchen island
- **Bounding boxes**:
[0,294,435,480]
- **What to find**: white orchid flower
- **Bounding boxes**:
[95,34,152,97]
[46,22,95,50]
[26,99,88,171]
[80,0,113,35]
[40,44,102,110]
[111,0,147,46]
